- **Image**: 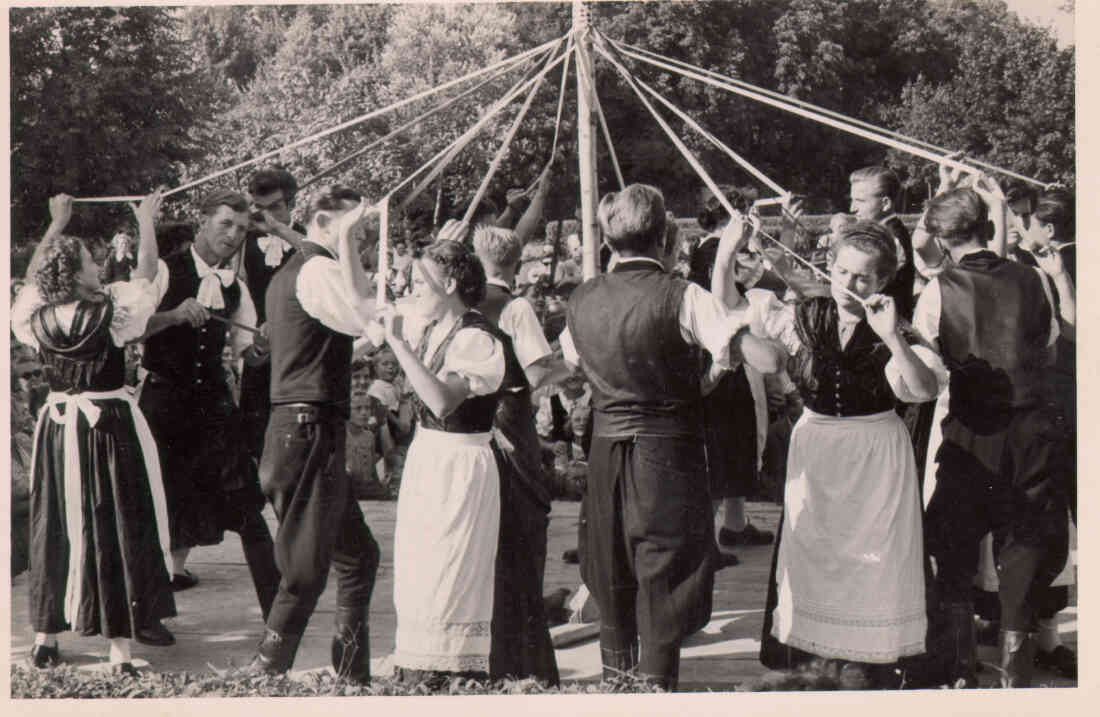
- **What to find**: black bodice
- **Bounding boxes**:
[31,297,126,393]
[412,311,504,434]
[790,297,903,417]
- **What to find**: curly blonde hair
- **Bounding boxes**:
[34,234,87,304]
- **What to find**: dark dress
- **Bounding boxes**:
[23,291,175,638]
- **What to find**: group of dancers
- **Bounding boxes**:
[12,157,1075,691]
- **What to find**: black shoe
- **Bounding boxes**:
[135,620,176,646]
[718,523,775,548]
[715,551,740,570]
[111,662,139,677]
[1035,644,1076,679]
[171,570,199,591]
[30,643,60,668]
[249,628,302,676]
[562,548,579,564]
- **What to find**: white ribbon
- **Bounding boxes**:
[257,235,291,268]
[192,247,237,310]
[37,389,172,628]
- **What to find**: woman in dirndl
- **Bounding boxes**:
[756,221,946,686]
[11,193,174,674]
[376,240,506,686]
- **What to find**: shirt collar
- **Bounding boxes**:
[486,277,513,292]
[613,256,665,272]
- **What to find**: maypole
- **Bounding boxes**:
[573,1,600,281]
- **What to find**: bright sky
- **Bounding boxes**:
[1003,0,1074,46]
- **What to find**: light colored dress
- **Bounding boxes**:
[392,318,506,673]
[756,294,947,663]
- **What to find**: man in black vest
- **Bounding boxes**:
[914,188,1070,688]
[249,185,380,683]
[238,169,306,462]
[561,184,782,690]
[850,166,915,319]
[139,190,280,621]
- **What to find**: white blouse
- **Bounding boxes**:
[11,279,158,351]
[418,318,506,398]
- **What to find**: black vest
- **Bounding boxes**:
[789,297,900,417]
[412,311,505,434]
[938,251,1051,420]
[266,242,354,414]
[243,225,303,324]
[142,249,241,388]
[566,259,701,437]
[32,298,125,393]
[882,215,915,321]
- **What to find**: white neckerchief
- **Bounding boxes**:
[191,245,237,310]
[256,234,292,267]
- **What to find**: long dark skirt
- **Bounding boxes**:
[702,366,757,499]
[140,380,265,550]
[29,400,175,638]
[488,441,560,686]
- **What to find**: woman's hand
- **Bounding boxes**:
[864,294,898,341]
[1033,245,1066,279]
[48,193,74,229]
[716,210,754,265]
[937,152,970,195]
[132,190,163,227]
[375,303,405,346]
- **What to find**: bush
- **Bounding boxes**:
[11,665,665,698]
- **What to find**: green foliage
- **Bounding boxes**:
[10,665,664,698]
[9,2,1074,255]
[10,6,218,245]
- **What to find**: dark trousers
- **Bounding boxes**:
[259,404,380,636]
[579,434,715,686]
[925,406,1070,632]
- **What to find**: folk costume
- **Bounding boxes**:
[12,281,175,643]
[392,310,506,679]
[562,256,753,690]
[759,295,945,669]
[478,279,560,685]
[238,226,302,460]
[914,248,1070,686]
[139,247,279,616]
[255,241,381,681]
[881,214,916,321]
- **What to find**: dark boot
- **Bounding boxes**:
[331,606,370,684]
[249,627,302,675]
[638,647,680,691]
[999,630,1036,688]
[600,642,638,682]
[940,601,979,688]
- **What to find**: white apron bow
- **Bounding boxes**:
[36,389,172,627]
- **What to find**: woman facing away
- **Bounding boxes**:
[757,221,946,687]
[11,192,176,674]
[375,240,511,687]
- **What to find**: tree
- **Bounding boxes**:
[10,6,219,247]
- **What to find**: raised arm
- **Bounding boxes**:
[26,194,74,282]
[1034,248,1075,343]
[514,160,555,244]
[335,201,378,328]
[129,191,163,282]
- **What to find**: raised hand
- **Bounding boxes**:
[863,294,898,340]
[937,152,970,195]
[133,190,164,227]
[437,218,469,243]
[1033,245,1066,279]
[716,210,753,264]
[48,193,74,229]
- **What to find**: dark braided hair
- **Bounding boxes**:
[828,220,898,282]
[34,234,87,304]
[422,239,487,308]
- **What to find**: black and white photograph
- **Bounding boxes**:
[5,0,1086,706]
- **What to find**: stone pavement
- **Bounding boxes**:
[9,501,1076,690]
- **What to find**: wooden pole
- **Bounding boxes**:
[573,1,599,281]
